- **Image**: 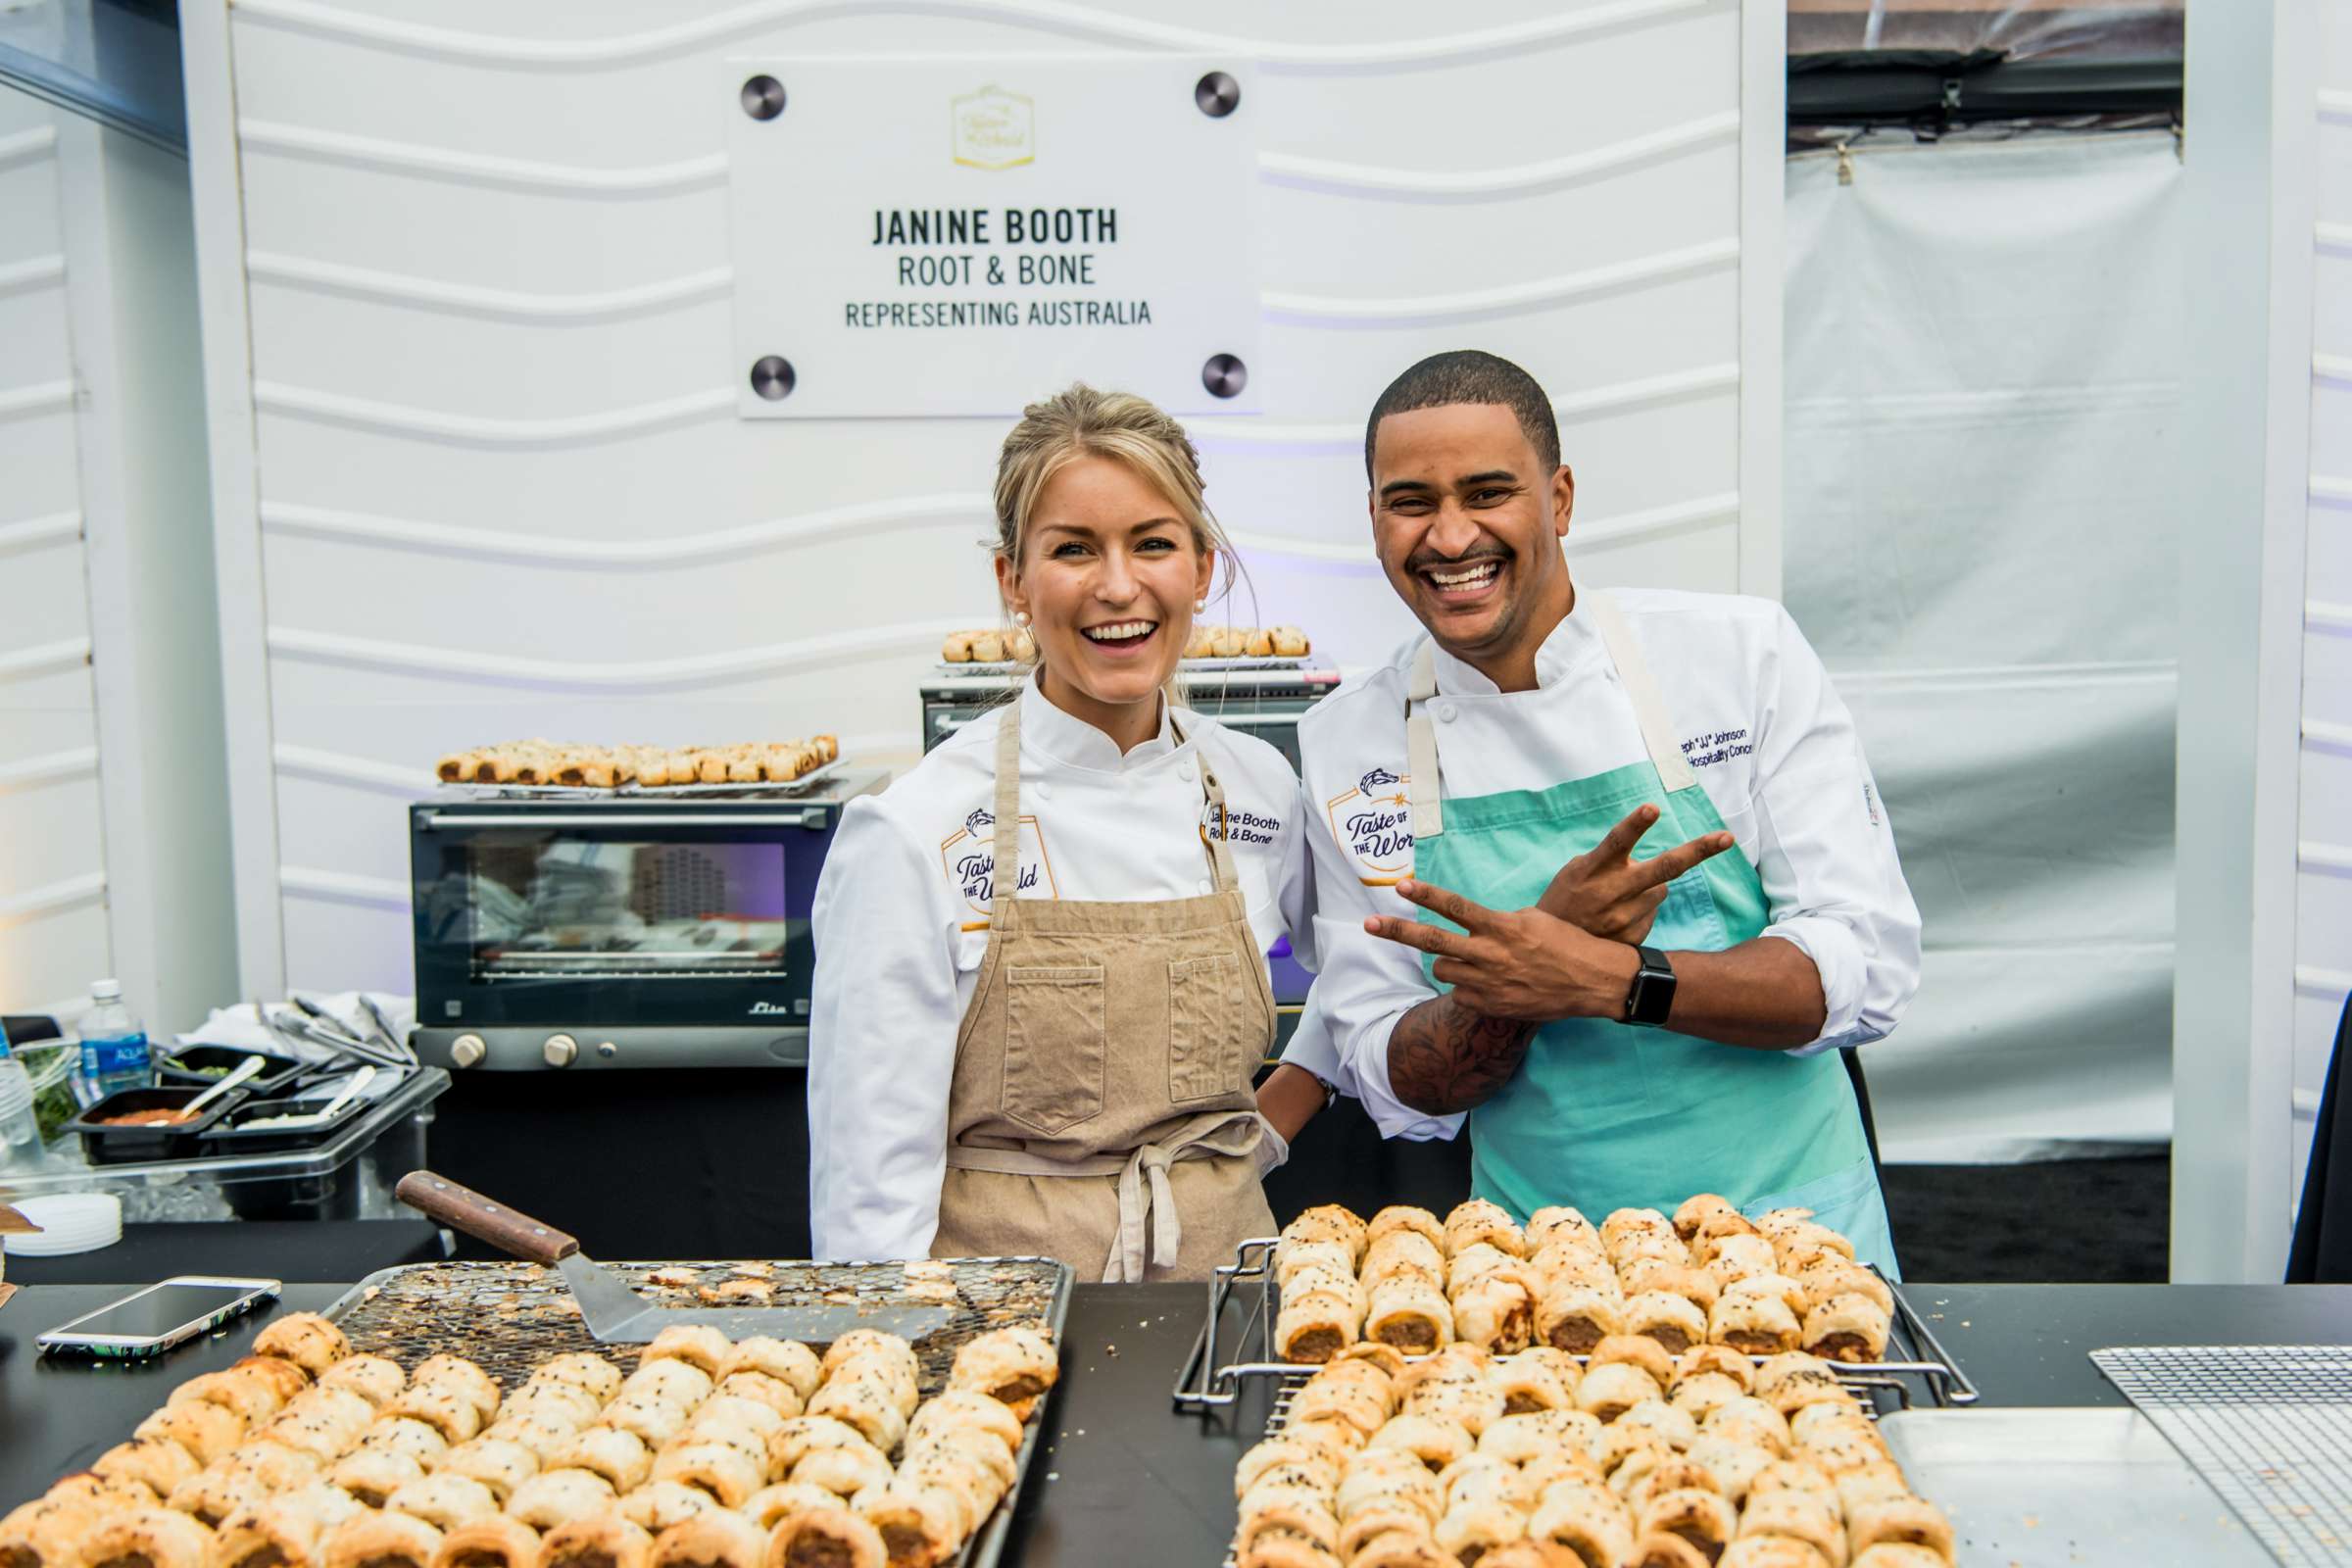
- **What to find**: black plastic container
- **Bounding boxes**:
[156,1047,315,1099]
[63,1086,250,1163]
[200,1092,368,1153]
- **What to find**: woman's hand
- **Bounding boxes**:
[1254,1062,1330,1143]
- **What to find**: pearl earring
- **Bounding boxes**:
[1194,600,1207,612]
[1012,610,1031,626]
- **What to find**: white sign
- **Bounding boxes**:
[725,55,1261,418]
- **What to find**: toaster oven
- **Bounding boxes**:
[407,770,887,1071]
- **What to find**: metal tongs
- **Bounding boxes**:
[258,995,414,1073]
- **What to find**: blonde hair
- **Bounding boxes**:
[992,383,1247,710]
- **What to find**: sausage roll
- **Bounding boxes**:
[131,1401,243,1469]
[1474,1409,1601,1468]
[1362,1232,1446,1294]
[906,1426,1016,1496]
[385,1383,484,1446]
[1667,1372,1749,1425]
[1534,1286,1622,1356]
[168,1371,281,1428]
[411,1358,500,1425]
[944,1323,1056,1408]
[500,1384,600,1434]
[1271,627,1310,659]
[1708,1294,1800,1356]
[940,633,974,663]
[1338,1448,1441,1516]
[907,1392,1023,1457]
[1848,1549,1948,1568]
[1621,1293,1710,1358]
[766,1417,873,1476]
[1671,1195,1743,1244]
[1277,1239,1357,1292]
[1364,1283,1452,1355]
[710,1372,801,1424]
[1286,1379,1390,1442]
[1449,1272,1540,1357]
[823,1353,918,1420]
[387,1475,502,1533]
[426,1514,542,1568]
[650,1445,762,1511]
[502,1469,616,1532]
[1365,1415,1474,1475]
[436,1440,540,1505]
[224,1440,325,1494]
[324,1511,442,1568]
[1637,1487,1737,1559]
[1736,1489,1843,1563]
[854,1483,963,1568]
[1754,1354,1849,1417]
[1618,1457,1723,1513]
[1633,1531,1713,1568]
[1489,1354,1576,1416]
[595,1396,690,1452]
[92,1439,199,1500]
[1702,1397,1792,1457]
[620,1361,713,1413]
[805,1380,906,1455]
[360,1420,449,1467]
[548,1428,649,1494]
[1573,1362,1664,1426]
[540,1512,653,1568]
[1701,1236,1783,1291]
[648,1510,767,1568]
[716,1340,821,1402]
[1233,1500,1341,1560]
[1334,1503,1435,1560]
[790,1442,893,1499]
[1401,1379,1503,1441]
[1599,1209,1680,1262]
[285,1386,375,1437]
[639,1325,732,1379]
[1282,1204,1370,1264]
[1527,1480,1635,1568]
[1619,1263,1721,1314]
[763,1506,887,1568]
[1366,1206,1446,1253]
[1525,1206,1601,1256]
[260,1412,351,1466]
[1844,1495,1952,1562]
[76,1508,214,1568]
[1271,1288,1363,1367]
[253,1314,351,1378]
[1347,1537,1459,1568]
[165,1464,267,1528]
[1442,1200,1527,1260]
[330,1447,427,1508]
[1615,1399,1699,1455]
[528,1353,624,1407]
[0,1495,102,1568]
[211,1494,339,1568]
[232,1357,315,1408]
[1675,1347,1757,1393]
[1800,1294,1891,1365]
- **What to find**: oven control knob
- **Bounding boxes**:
[543,1034,579,1068]
[450,1034,487,1069]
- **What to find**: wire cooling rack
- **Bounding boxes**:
[2092,1346,2352,1565]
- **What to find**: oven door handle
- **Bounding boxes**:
[417,811,822,830]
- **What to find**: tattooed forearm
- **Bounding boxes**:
[1387,995,1538,1115]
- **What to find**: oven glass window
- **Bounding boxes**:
[442,841,789,979]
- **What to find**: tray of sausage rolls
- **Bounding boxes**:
[433,740,841,794]
[1174,1198,1976,1417]
[1,1255,1070,1568]
[937,622,1313,673]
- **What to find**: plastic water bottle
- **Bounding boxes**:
[77,979,152,1099]
[0,1023,37,1159]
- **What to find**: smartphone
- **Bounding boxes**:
[36,1276,281,1359]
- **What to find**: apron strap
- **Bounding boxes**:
[945,1108,1263,1283]
[1405,641,1445,842]
[988,692,1025,914]
[1588,590,1698,793]
[1173,710,1243,893]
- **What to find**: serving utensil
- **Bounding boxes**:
[179,1054,265,1117]
[394,1170,957,1344]
[235,1065,375,1132]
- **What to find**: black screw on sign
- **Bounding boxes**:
[1195,71,1241,119]
[1201,355,1248,400]
[741,75,786,121]
[750,356,797,401]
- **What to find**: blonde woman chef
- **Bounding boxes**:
[807,384,1342,1282]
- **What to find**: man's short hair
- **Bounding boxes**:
[1363,350,1559,481]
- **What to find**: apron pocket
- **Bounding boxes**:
[1002,964,1106,1136]
[1168,953,1247,1103]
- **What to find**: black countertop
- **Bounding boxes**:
[3,1281,2346,1566]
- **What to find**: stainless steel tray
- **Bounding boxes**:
[323,1254,1072,1568]
[1172,1236,1978,1413]
[1877,1407,2274,1566]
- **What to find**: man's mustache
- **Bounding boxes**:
[1401,543,1512,575]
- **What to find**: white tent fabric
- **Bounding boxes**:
[1784,132,2184,1162]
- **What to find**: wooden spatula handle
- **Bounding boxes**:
[396,1170,579,1264]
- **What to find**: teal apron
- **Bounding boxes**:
[1405,590,1899,1276]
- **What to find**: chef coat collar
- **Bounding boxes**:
[1019,674,1180,773]
[1427,583,1605,697]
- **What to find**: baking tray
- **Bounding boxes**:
[939,655,1315,677]
[1172,1236,1977,1414]
[444,758,845,800]
[321,1254,1071,1568]
[1876,1406,2274,1566]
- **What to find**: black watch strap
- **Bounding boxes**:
[1625,945,1677,1028]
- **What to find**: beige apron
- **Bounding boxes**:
[929,695,1278,1282]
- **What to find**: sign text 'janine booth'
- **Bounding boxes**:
[727,56,1262,418]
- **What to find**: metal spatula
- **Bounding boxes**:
[395,1170,957,1344]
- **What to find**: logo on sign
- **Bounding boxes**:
[1326,769,1414,885]
[939,811,1058,920]
[749,1001,792,1016]
[951,85,1035,171]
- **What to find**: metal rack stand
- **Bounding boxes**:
[2093,1346,2352,1565]
[1173,1236,1979,1415]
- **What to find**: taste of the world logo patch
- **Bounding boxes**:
[1326,765,1413,884]
[939,808,1057,923]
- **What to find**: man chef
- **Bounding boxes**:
[1298,351,1922,1271]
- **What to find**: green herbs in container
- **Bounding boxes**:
[18,1042,81,1145]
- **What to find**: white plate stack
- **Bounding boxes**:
[7,1194,122,1255]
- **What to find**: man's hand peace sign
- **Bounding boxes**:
[1536,804,1736,944]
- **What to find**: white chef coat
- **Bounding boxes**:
[807,678,1336,1261]
[1299,586,1924,1142]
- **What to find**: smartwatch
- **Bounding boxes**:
[1624,945,1677,1027]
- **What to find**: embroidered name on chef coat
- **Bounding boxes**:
[938,807,1058,926]
[1325,766,1414,886]
[1679,725,1755,769]
[1200,800,1286,847]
